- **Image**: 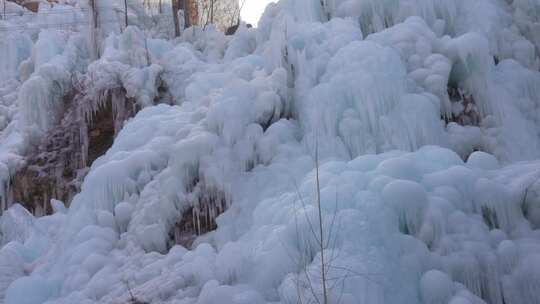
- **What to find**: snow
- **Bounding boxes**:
[419,270,454,304]
[0,32,33,82]
[4,276,60,304]
[1,0,540,304]
[383,179,428,235]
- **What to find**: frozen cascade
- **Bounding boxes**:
[1,1,540,304]
[5,25,164,215]
[9,84,139,215]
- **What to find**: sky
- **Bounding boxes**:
[240,0,277,26]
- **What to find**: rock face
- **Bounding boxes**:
[10,88,136,215]
[169,176,229,248]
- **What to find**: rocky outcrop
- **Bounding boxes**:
[10,88,137,215]
[169,175,229,249]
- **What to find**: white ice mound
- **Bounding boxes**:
[3,143,540,304]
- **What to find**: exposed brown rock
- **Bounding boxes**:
[446,86,481,126]
[169,181,228,249]
[7,0,56,13]
[10,88,136,215]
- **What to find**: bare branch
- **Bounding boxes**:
[303,268,322,304]
[324,185,339,249]
[315,138,329,304]
[294,181,322,247]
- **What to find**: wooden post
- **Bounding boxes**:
[3,0,6,20]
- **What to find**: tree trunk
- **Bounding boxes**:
[123,0,128,28]
[89,0,100,59]
[172,0,180,37]
[210,0,214,24]
[181,0,190,28]
[172,0,192,37]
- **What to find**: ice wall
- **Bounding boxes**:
[1,0,540,304]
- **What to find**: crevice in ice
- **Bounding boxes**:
[168,165,229,249]
[481,205,500,230]
[169,183,228,249]
[445,85,480,127]
[522,176,540,229]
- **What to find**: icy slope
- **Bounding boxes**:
[2,0,540,304]
[0,2,90,211]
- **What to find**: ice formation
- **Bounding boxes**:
[1,0,540,304]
